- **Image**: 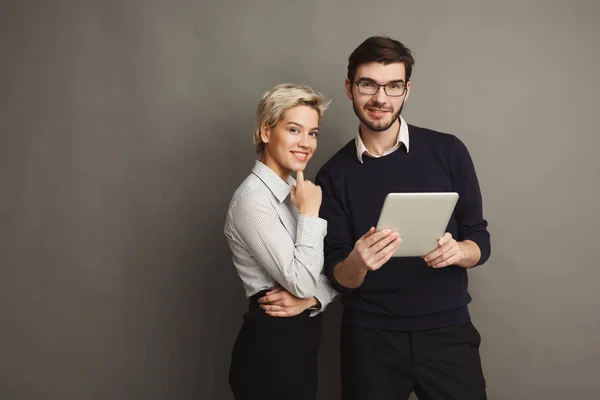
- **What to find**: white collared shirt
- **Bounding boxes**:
[355,116,410,162]
[224,160,337,315]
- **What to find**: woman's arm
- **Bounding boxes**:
[258,274,338,317]
[229,191,327,298]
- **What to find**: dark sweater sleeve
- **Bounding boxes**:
[315,166,357,293]
[450,136,491,266]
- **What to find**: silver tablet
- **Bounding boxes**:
[375,192,459,257]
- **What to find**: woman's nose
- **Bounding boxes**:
[298,134,310,148]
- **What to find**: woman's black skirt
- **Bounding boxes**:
[229,289,323,400]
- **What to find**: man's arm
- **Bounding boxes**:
[333,259,368,289]
[316,168,402,291]
[451,135,490,265]
[314,168,356,292]
[333,227,401,288]
[423,234,481,269]
[457,239,481,268]
[424,135,490,268]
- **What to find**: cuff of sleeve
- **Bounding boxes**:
[326,258,359,294]
[309,303,322,317]
[464,232,490,266]
[296,214,327,247]
[311,278,338,316]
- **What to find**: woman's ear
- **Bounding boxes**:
[260,123,270,145]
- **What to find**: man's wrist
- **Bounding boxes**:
[335,256,368,289]
[346,253,368,276]
[457,240,480,268]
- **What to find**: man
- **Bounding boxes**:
[315,36,491,400]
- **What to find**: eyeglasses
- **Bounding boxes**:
[354,80,407,97]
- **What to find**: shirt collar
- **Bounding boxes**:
[251,160,296,203]
[355,115,410,163]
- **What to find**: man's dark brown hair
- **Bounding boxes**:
[347,36,415,82]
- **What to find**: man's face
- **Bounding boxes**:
[346,62,411,133]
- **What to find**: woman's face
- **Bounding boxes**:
[261,105,319,180]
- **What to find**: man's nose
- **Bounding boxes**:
[373,85,389,104]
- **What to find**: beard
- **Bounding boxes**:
[352,97,404,132]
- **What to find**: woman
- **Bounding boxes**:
[224,83,337,400]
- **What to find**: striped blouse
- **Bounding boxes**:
[224,160,337,315]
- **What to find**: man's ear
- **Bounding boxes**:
[345,78,353,101]
[404,81,411,102]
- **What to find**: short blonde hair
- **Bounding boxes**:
[254,83,331,154]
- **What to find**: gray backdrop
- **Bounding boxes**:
[2,0,599,399]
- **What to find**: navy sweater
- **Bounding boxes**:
[315,124,490,331]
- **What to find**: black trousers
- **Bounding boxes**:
[229,290,322,400]
[341,321,487,400]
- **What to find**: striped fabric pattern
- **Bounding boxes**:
[224,160,337,315]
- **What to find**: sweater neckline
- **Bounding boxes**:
[359,145,408,165]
